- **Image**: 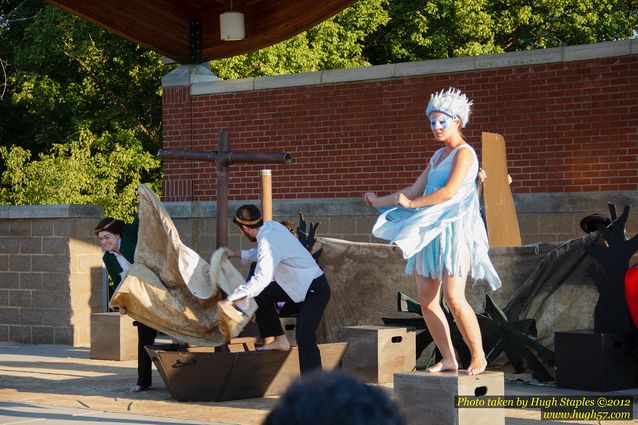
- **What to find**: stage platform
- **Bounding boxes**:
[0,342,636,425]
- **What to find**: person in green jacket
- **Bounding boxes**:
[95,216,157,392]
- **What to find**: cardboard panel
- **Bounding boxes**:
[481,132,521,247]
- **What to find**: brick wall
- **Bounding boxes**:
[0,206,104,345]
[161,41,638,203]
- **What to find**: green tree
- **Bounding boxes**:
[6,3,166,153]
[0,128,159,219]
[364,0,638,64]
[0,1,166,217]
[0,0,43,144]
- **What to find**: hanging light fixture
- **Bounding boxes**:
[220,0,245,41]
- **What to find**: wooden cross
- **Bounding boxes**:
[158,131,292,248]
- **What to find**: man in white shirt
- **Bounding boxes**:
[218,204,331,374]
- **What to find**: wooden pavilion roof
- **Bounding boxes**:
[47,0,357,63]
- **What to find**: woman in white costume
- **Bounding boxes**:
[364,88,500,375]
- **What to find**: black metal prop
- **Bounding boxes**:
[584,203,638,333]
[297,212,322,260]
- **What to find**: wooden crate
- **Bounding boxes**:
[280,316,297,346]
[341,325,415,383]
[90,312,137,361]
[555,330,637,391]
[146,342,348,402]
[394,371,504,425]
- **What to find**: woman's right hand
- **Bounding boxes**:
[477,168,487,184]
[363,192,378,207]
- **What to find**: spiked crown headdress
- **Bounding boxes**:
[425,87,473,128]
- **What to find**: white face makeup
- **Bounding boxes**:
[429,113,456,131]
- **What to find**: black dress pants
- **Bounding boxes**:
[254,274,331,374]
[135,322,158,387]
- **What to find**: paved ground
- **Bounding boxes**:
[0,343,636,424]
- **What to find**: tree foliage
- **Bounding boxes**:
[364,0,638,63]
[0,0,166,218]
[5,2,166,153]
[0,128,160,219]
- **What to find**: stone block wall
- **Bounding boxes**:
[514,191,638,244]
[0,206,104,345]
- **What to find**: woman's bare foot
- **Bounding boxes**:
[426,358,458,373]
[466,357,487,375]
[256,335,290,352]
[130,385,149,392]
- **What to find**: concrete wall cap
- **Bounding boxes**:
[321,64,395,83]
[254,72,322,90]
[0,204,104,219]
[191,77,254,94]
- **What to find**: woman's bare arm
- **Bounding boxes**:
[364,165,430,208]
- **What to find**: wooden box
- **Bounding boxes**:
[90,312,137,361]
[555,329,637,391]
[394,371,504,425]
[280,316,297,346]
[341,325,415,383]
[146,342,348,401]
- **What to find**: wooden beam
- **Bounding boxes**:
[48,0,192,61]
